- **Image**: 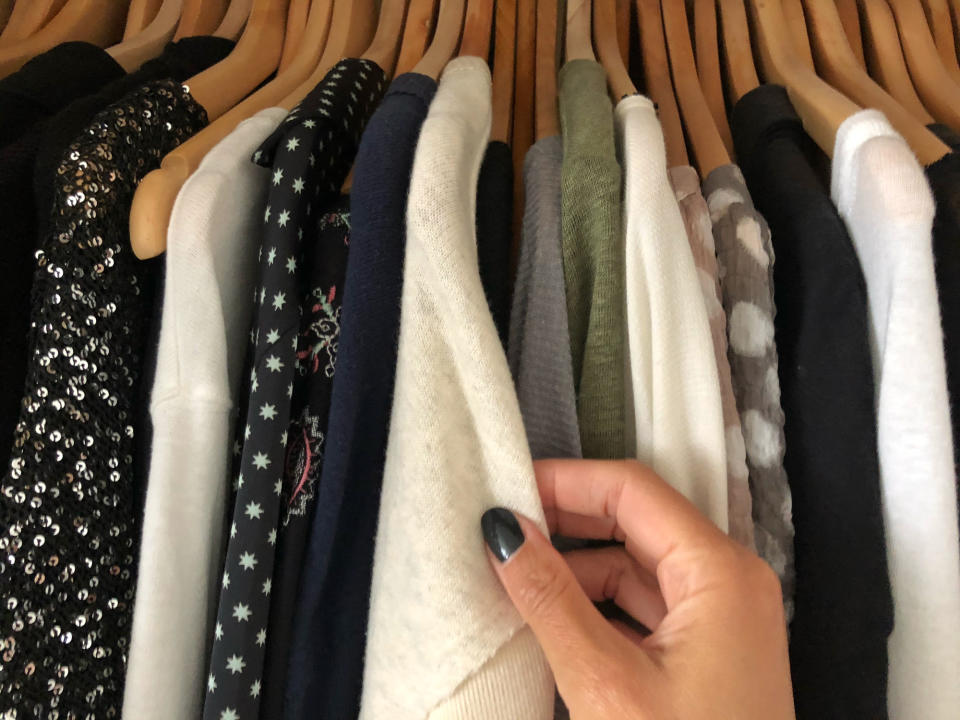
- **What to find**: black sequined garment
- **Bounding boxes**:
[0,80,208,718]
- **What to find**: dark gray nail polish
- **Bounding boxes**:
[482,507,525,562]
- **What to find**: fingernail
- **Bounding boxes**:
[482,507,525,562]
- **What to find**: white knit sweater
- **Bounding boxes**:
[358,57,553,720]
[616,95,728,531]
[831,110,960,719]
[123,108,287,720]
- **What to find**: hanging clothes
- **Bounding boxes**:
[123,106,286,720]
[476,140,514,348]
[0,79,211,718]
[359,57,553,720]
[830,109,960,720]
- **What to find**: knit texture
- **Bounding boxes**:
[508,135,582,459]
[0,80,209,718]
[831,110,960,719]
[732,84,892,719]
[359,57,553,720]
[558,60,626,459]
[703,164,795,615]
[122,108,285,720]
[616,96,727,530]
[669,165,754,549]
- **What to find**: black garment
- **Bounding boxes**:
[0,80,210,719]
[731,84,893,720]
[201,59,386,720]
[929,122,960,151]
[0,36,233,492]
[924,151,960,526]
[476,140,514,347]
[0,42,124,148]
[281,71,436,720]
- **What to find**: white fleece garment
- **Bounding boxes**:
[123,108,287,720]
[358,57,553,720]
[616,96,728,531]
[831,110,960,719]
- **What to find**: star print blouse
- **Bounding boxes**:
[202,59,385,720]
[0,80,209,718]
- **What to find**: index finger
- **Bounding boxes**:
[534,458,730,574]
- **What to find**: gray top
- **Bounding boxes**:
[704,163,796,621]
[509,135,583,460]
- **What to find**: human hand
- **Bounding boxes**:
[481,459,795,719]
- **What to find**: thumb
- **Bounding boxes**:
[481,507,632,692]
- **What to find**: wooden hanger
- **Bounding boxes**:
[858,0,933,123]
[491,0,516,143]
[359,0,406,73]
[279,0,311,71]
[412,0,465,79]
[0,0,132,78]
[123,0,166,39]
[920,0,960,83]
[459,0,493,57]
[781,0,816,70]
[788,0,947,163]
[617,0,629,64]
[566,0,594,61]
[716,0,759,103]
[0,0,67,46]
[949,0,960,59]
[662,0,729,176]
[694,0,735,156]
[534,0,556,138]
[107,0,183,72]
[637,0,687,166]
[0,1,14,34]
[595,0,636,99]
[130,0,338,260]
[215,0,253,38]
[836,0,866,67]
[886,0,960,131]
[395,0,438,75]
[175,0,228,37]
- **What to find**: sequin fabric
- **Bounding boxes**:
[0,79,208,717]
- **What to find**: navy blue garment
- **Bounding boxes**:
[282,72,437,720]
[732,84,892,720]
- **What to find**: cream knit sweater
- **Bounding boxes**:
[832,110,960,719]
[616,96,728,531]
[123,108,287,719]
[358,57,553,720]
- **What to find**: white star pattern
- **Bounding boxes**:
[272,292,286,311]
[292,177,305,194]
[260,287,266,304]
[244,424,252,440]
[266,354,283,372]
[239,552,257,571]
[266,328,280,344]
[303,119,316,128]
[273,480,283,496]
[256,628,267,647]
[272,168,283,185]
[263,205,271,223]
[280,430,288,448]
[267,247,277,265]
[259,403,278,421]
[215,622,223,640]
[226,655,245,675]
[287,382,294,398]
[277,209,291,228]
[230,523,237,538]
[221,709,239,720]
[208,673,217,693]
[245,501,264,520]
[286,136,301,151]
[252,452,270,470]
[233,602,252,622]
[268,529,277,545]
[233,440,241,455]
[262,578,272,595]
[236,473,244,489]
[222,572,230,589]
[251,679,262,698]
[286,256,297,273]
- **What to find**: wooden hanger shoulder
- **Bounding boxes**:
[534,0,557,138]
[123,0,165,39]
[360,0,406,74]
[594,0,635,100]
[0,0,131,78]
[566,0,594,61]
[459,0,493,58]
[793,0,948,163]
[636,0,687,166]
[107,0,183,72]
[920,0,960,82]
[175,0,228,38]
[857,0,933,124]
[0,0,14,34]
[130,0,337,261]
[715,0,758,104]
[781,0,816,70]
[278,0,311,72]
[836,0,866,67]
[491,0,516,143]
[694,0,734,155]
[887,0,960,131]
[413,0,465,79]
[215,0,253,38]
[662,0,729,176]
[395,0,438,75]
[0,0,67,46]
